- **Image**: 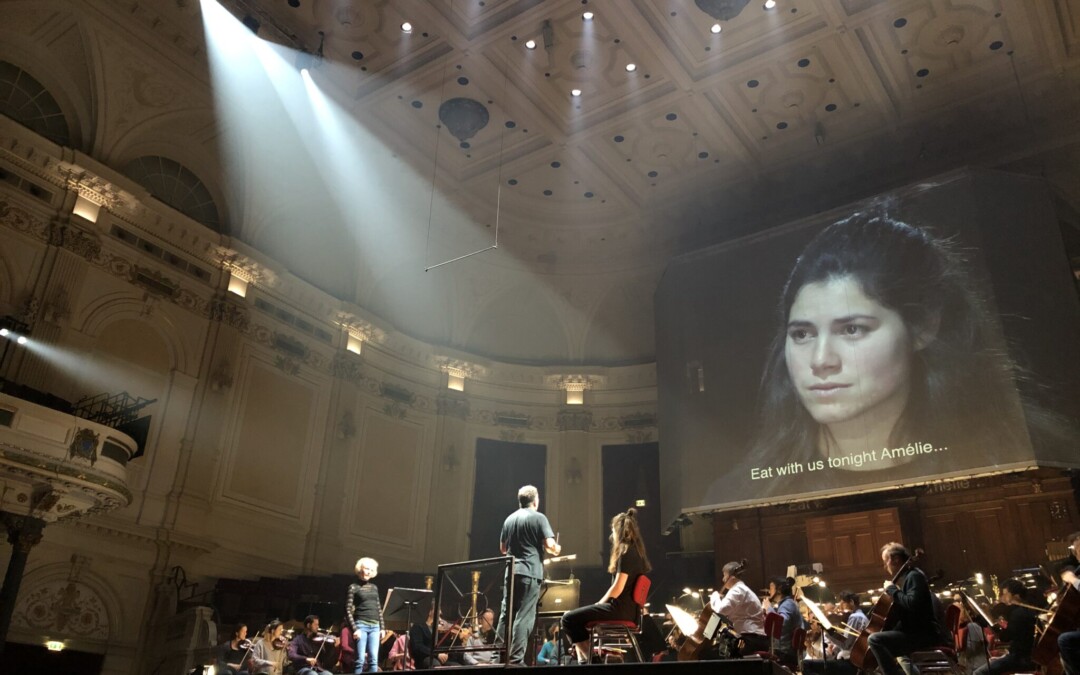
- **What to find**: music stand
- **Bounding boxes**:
[383,587,433,670]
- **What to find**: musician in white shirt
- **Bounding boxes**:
[709,560,769,655]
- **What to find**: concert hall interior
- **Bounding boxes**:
[1,0,1079,673]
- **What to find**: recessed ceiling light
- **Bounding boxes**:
[625,63,637,72]
[711,23,722,34]
[764,0,777,8]
[525,39,537,49]
[571,89,582,97]
[582,11,595,20]
[401,21,413,33]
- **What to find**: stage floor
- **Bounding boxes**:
[431,658,790,674]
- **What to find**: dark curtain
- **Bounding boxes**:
[469,438,547,560]
[601,442,678,599]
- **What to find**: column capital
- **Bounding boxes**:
[0,512,46,553]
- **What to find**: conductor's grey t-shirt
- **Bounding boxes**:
[500,508,554,579]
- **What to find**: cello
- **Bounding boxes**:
[849,548,924,671]
[1032,582,1080,675]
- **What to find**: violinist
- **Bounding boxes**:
[803,591,869,675]
[708,560,769,655]
[250,620,288,675]
[866,543,942,675]
[218,623,252,675]
[288,615,338,675]
[346,557,385,673]
[955,600,987,675]
[408,606,447,669]
[976,579,1038,675]
[769,576,806,669]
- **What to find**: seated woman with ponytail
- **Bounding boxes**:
[560,508,652,665]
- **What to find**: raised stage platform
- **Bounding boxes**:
[437,658,790,674]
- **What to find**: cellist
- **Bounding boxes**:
[1059,530,1080,675]
[709,560,769,656]
[866,542,942,675]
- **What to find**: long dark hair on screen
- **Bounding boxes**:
[751,209,1023,463]
[608,508,652,574]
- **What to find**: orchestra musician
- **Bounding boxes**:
[288,615,338,675]
[955,599,988,675]
[561,508,651,665]
[536,623,562,665]
[1060,532,1080,675]
[408,606,447,669]
[250,620,288,675]
[802,591,869,675]
[346,557,385,673]
[769,576,806,669]
[497,485,561,666]
[709,560,769,655]
[866,543,943,675]
[478,608,497,644]
[976,579,1039,675]
[217,623,251,675]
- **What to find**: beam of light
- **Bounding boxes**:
[20,339,161,400]
[198,0,604,353]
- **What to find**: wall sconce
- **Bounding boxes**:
[72,194,101,223]
[446,368,465,392]
[441,444,460,472]
[565,457,582,484]
[548,374,601,406]
[565,387,585,405]
[338,411,356,440]
[227,271,249,298]
[209,360,234,392]
[45,640,65,652]
[346,333,363,355]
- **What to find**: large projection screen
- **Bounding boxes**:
[657,170,1080,526]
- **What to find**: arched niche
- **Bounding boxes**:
[12,559,125,651]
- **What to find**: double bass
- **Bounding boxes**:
[849,548,924,671]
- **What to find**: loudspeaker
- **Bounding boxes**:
[537,578,580,613]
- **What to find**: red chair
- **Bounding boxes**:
[586,575,651,663]
[910,604,964,675]
[745,611,783,660]
[792,626,807,664]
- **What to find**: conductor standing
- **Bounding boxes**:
[497,485,560,665]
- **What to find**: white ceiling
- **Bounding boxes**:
[4,0,1080,364]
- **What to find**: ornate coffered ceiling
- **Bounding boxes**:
[3,0,1080,364]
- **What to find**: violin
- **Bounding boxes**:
[272,635,288,650]
[436,618,471,646]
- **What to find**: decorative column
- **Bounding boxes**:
[0,513,46,651]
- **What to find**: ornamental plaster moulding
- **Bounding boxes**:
[215,249,279,288]
[434,354,489,381]
[543,372,607,392]
[335,311,388,346]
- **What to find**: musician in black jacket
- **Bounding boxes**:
[1059,532,1080,675]
[975,579,1039,675]
[866,543,943,675]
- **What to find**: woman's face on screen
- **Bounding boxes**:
[785,275,913,429]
